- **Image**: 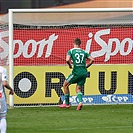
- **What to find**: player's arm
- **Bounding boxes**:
[2,68,14,95]
[66,55,72,69]
[3,81,14,95]
[86,55,94,68]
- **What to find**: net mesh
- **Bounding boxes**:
[7,10,133,106]
[13,24,133,65]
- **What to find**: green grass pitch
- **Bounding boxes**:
[7,104,133,133]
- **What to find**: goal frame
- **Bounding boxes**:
[8,8,133,107]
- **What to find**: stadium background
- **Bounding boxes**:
[0,1,132,133]
[0,0,132,14]
[0,0,132,106]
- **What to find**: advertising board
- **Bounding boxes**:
[14,65,133,104]
[0,26,132,105]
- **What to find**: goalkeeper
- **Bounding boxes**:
[59,38,94,110]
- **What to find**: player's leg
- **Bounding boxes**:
[76,74,87,110]
[59,80,70,108]
[59,74,75,108]
[0,100,8,133]
[0,116,7,133]
[76,85,82,103]
[76,85,83,110]
[63,80,70,105]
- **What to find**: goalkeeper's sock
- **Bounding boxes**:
[65,93,70,105]
[77,92,83,103]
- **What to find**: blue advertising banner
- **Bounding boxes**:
[61,94,133,105]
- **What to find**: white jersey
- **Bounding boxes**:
[0,66,8,100]
[0,66,8,115]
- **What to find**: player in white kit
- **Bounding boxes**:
[0,66,14,133]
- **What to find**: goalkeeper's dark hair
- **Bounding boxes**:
[74,38,81,46]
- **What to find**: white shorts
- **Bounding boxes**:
[0,99,7,117]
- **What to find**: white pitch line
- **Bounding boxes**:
[44,125,132,131]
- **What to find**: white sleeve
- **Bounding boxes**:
[2,68,8,81]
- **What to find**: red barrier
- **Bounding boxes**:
[9,27,133,65]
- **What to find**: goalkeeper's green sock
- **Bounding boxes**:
[77,92,82,103]
[65,94,70,105]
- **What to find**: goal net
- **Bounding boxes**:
[7,8,133,107]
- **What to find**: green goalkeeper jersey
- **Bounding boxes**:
[67,48,90,75]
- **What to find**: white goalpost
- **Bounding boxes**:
[8,8,133,107]
[9,9,14,107]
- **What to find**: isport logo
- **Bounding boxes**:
[0,30,58,65]
[85,29,133,62]
[13,33,58,59]
[102,94,129,103]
